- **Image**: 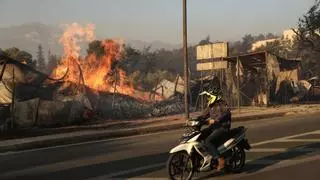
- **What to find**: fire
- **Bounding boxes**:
[51,23,160,101]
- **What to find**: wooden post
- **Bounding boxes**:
[188,68,192,108]
[220,58,223,92]
[0,61,7,81]
[237,57,240,113]
[11,67,15,128]
[264,52,270,106]
[112,71,117,109]
[200,69,203,111]
[174,74,179,96]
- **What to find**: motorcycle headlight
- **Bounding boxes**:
[191,121,199,126]
[186,120,199,126]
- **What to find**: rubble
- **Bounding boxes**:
[37,100,83,127]
[13,98,38,127]
[153,76,185,100]
[0,105,10,131]
[151,94,185,117]
[94,92,152,120]
[11,97,90,128]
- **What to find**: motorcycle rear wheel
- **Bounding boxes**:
[225,145,246,173]
[167,151,194,180]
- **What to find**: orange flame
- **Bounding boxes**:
[51,23,161,101]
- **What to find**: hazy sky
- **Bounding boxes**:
[0,0,315,44]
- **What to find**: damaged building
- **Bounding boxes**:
[0,53,163,131]
[195,51,314,107]
[152,51,310,109]
[0,54,93,130]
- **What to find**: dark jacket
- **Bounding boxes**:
[198,100,231,129]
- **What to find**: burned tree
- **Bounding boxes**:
[37,44,46,73]
[294,0,320,78]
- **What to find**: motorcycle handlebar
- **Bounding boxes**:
[185,118,208,127]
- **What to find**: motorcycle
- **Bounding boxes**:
[167,119,251,180]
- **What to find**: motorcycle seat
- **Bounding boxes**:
[228,127,245,138]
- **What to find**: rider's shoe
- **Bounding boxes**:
[217,157,225,171]
[199,155,213,171]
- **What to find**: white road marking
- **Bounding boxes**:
[249,148,320,152]
[273,139,320,143]
[251,155,320,171]
[278,129,320,139]
[246,155,320,165]
[251,129,320,147]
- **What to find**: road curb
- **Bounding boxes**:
[0,111,288,153]
[233,112,287,121]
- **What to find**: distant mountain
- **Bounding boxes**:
[0,23,181,60]
[0,23,63,59]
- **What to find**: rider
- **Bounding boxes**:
[197,90,231,171]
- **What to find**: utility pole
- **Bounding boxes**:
[183,0,190,119]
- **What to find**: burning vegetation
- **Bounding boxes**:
[51,23,154,101]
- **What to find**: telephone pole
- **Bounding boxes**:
[183,0,190,119]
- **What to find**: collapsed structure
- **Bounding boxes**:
[0,54,93,129]
[0,53,157,130]
[150,50,318,114]
[192,51,317,108]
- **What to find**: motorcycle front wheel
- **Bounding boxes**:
[167,151,194,180]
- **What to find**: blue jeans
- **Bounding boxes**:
[205,127,227,158]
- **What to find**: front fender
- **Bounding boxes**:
[169,142,198,154]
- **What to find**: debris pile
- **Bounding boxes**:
[151,94,185,117]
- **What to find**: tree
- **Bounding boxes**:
[266,33,278,39]
[229,34,255,55]
[122,45,157,74]
[47,49,59,74]
[128,70,143,87]
[254,40,281,53]
[241,34,255,52]
[255,34,266,41]
[121,45,142,73]
[4,47,20,59]
[37,44,46,72]
[87,40,105,57]
[294,0,320,77]
[48,49,51,62]
[295,0,320,51]
[141,46,156,72]
[17,50,33,63]
[199,35,212,45]
[4,47,36,68]
[229,41,242,56]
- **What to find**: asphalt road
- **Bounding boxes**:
[0,113,319,180]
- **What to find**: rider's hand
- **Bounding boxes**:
[208,119,215,124]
